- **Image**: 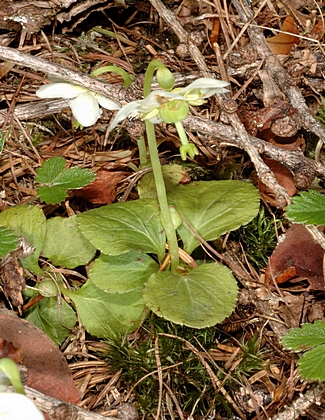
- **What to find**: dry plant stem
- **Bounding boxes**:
[16,386,118,420]
[147,0,212,77]
[0,45,124,102]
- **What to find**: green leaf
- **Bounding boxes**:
[286,190,325,225]
[37,186,69,205]
[297,344,325,381]
[143,262,238,328]
[77,199,166,261]
[36,156,95,204]
[168,180,260,254]
[89,250,159,293]
[25,296,77,346]
[0,227,18,259]
[42,215,96,268]
[0,205,46,273]
[50,166,95,189]
[35,156,66,184]
[61,280,145,337]
[138,164,189,199]
[282,320,325,350]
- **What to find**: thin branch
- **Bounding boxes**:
[18,386,119,420]
[147,0,212,77]
[0,45,124,102]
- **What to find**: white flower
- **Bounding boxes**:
[36,82,121,127]
[110,78,229,129]
[0,393,45,419]
[110,90,185,129]
[176,78,229,99]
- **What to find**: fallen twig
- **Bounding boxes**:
[13,386,119,420]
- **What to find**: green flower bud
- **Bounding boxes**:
[156,66,175,90]
[159,100,189,123]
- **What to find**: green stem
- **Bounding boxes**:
[137,135,148,167]
[146,120,179,271]
[174,121,189,145]
[143,59,164,97]
[90,66,134,87]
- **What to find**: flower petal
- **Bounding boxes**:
[109,91,185,130]
[141,90,184,110]
[0,393,45,420]
[36,82,87,99]
[177,78,229,98]
[109,101,143,130]
[92,93,121,110]
[69,91,101,127]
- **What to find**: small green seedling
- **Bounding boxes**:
[35,156,95,204]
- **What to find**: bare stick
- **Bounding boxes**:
[147,0,212,77]
[1,99,324,185]
[0,45,124,102]
[16,386,119,420]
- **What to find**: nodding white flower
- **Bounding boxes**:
[110,90,185,129]
[110,78,229,129]
[36,82,121,127]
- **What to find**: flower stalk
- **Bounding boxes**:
[145,120,179,270]
[143,61,179,270]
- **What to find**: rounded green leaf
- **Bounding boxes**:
[77,199,166,261]
[89,251,159,293]
[62,280,145,337]
[42,215,96,268]
[167,180,260,254]
[0,205,46,273]
[143,262,238,328]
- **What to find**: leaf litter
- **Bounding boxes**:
[1,0,325,418]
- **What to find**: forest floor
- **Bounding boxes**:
[1,0,325,419]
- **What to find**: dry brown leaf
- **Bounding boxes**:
[265,224,325,290]
[0,313,80,405]
[73,170,128,205]
[266,16,299,55]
